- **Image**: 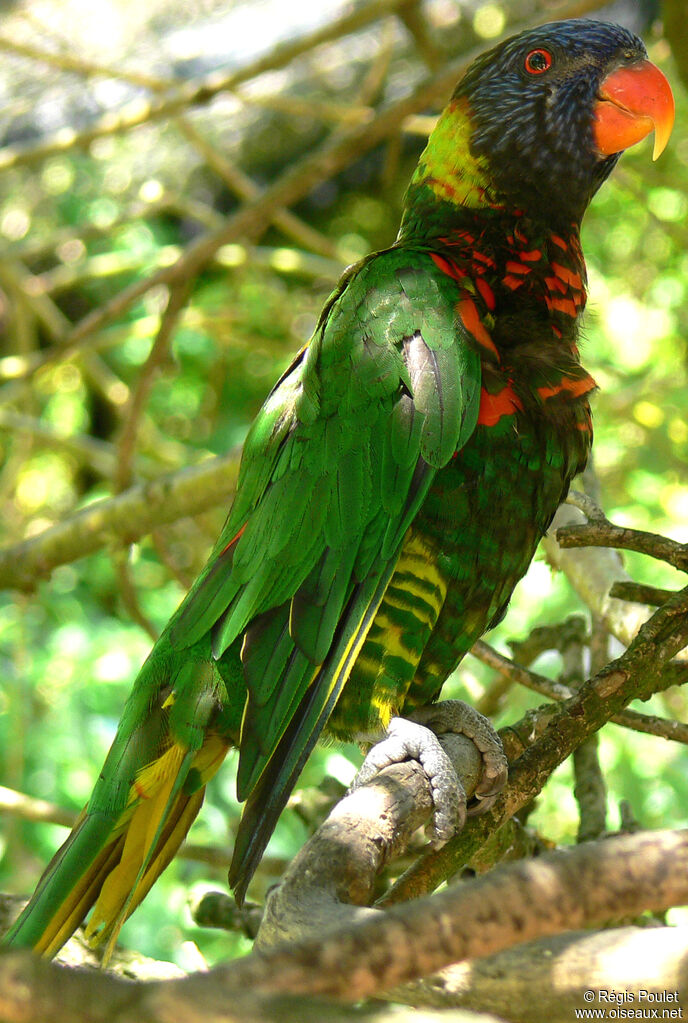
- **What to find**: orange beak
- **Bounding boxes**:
[594,59,674,160]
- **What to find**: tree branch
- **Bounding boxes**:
[0,449,241,591]
[557,520,688,573]
[470,641,688,745]
[2,830,686,1021]
[131,830,688,1008]
[610,581,681,606]
[542,504,653,646]
[114,281,191,493]
[391,926,688,1019]
[381,584,688,902]
[0,409,142,480]
[256,733,483,949]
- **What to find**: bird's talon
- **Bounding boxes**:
[410,699,507,817]
[352,716,466,844]
[351,700,506,843]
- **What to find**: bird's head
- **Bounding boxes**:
[406,20,674,229]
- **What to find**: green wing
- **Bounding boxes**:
[170,247,482,900]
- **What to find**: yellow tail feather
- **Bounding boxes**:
[86,734,230,963]
[36,840,123,958]
[33,733,230,963]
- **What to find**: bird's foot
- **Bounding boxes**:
[410,700,508,815]
[351,700,507,846]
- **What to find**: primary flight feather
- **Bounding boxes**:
[5,19,673,958]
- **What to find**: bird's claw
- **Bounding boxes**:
[409,700,508,816]
[351,700,507,846]
[351,716,465,843]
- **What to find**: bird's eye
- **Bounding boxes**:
[524,49,552,74]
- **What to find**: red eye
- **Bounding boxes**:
[525,49,552,74]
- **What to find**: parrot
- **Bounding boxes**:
[4,19,674,961]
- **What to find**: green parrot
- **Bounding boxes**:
[4,18,674,960]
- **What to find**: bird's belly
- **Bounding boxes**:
[328,529,448,739]
[327,420,569,740]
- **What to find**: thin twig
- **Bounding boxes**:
[557,519,688,573]
[610,581,681,606]
[0,409,137,479]
[0,35,171,91]
[397,0,445,70]
[565,629,607,843]
[471,641,688,745]
[7,196,217,266]
[150,529,196,590]
[115,282,190,492]
[111,283,192,635]
[0,260,70,343]
[543,504,653,649]
[113,553,159,641]
[232,91,374,126]
[174,117,341,261]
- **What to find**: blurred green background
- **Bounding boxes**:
[0,0,686,968]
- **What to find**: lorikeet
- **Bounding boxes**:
[5,19,673,960]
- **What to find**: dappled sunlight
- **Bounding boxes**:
[551,927,686,996]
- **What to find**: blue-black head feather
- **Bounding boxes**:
[455,20,648,223]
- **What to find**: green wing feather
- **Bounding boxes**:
[171,247,482,899]
[5,245,482,949]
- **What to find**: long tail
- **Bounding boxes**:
[6,734,229,961]
[4,651,233,961]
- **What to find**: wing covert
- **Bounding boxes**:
[169,247,482,822]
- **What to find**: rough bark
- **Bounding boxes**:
[393,926,688,1019]
[2,830,686,1023]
